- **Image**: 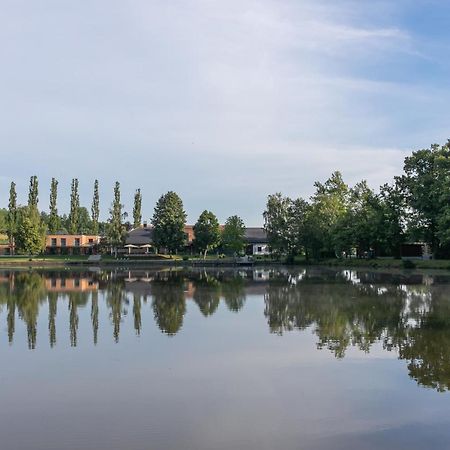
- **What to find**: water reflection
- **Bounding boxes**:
[1,267,450,392]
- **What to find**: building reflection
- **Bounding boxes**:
[1,268,450,392]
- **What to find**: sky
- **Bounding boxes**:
[0,0,449,225]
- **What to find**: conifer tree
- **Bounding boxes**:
[133,188,142,229]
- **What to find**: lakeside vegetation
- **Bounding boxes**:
[263,140,450,261]
[1,140,450,263]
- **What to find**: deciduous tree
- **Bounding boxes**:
[194,210,221,259]
[151,191,186,254]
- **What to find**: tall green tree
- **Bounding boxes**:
[77,207,93,234]
[68,178,80,234]
[264,194,309,258]
[6,182,17,253]
[151,191,187,254]
[133,188,142,229]
[14,206,46,255]
[193,210,221,259]
[48,178,60,233]
[91,179,100,235]
[306,171,350,258]
[28,175,39,209]
[107,181,124,254]
[263,193,292,256]
[222,215,246,255]
[401,142,450,256]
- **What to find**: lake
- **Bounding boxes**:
[1,266,450,450]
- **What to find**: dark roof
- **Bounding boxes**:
[244,228,268,244]
[126,226,268,245]
[125,227,154,245]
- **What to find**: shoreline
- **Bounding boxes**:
[0,256,449,271]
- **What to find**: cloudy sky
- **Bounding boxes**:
[1,0,449,225]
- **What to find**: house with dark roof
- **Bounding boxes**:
[244,228,270,255]
[125,224,270,255]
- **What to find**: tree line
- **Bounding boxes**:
[0,178,248,256]
[263,141,450,259]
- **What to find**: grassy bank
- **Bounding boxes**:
[293,256,450,270]
[1,254,449,271]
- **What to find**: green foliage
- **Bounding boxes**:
[133,188,142,229]
[91,179,100,235]
[7,182,18,251]
[151,191,187,253]
[48,178,60,233]
[77,207,93,234]
[401,141,450,256]
[263,193,309,258]
[69,178,80,234]
[14,206,46,255]
[193,210,221,258]
[28,175,39,209]
[0,208,7,233]
[263,193,292,256]
[107,181,124,248]
[307,171,349,258]
[222,215,246,255]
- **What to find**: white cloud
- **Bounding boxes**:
[0,0,448,224]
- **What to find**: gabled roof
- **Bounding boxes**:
[125,227,154,245]
[244,228,268,244]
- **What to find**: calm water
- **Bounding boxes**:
[1,266,450,450]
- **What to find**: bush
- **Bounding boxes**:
[402,259,416,269]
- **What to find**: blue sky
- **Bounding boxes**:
[1,0,449,225]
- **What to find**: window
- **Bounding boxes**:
[88,239,94,244]
[61,238,66,247]
[51,238,57,247]
[257,246,263,253]
[74,279,80,287]
[61,278,66,287]
[74,238,80,247]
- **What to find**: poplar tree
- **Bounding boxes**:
[48,178,60,233]
[133,188,142,229]
[108,181,123,254]
[69,178,80,234]
[91,179,100,234]
[28,175,39,209]
[7,182,17,254]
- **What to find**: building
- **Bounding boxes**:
[45,234,101,255]
[244,228,270,255]
[401,242,432,260]
[125,224,270,255]
[45,276,99,292]
[124,223,194,254]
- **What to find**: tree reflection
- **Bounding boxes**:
[193,272,220,316]
[151,272,186,335]
[91,290,99,345]
[48,292,58,347]
[1,268,450,392]
[222,277,246,312]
